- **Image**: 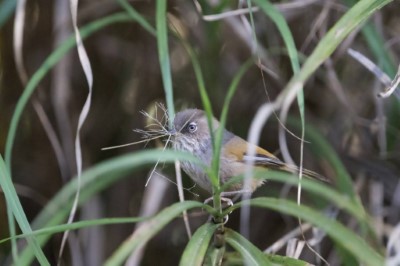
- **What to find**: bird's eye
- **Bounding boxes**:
[187,122,197,133]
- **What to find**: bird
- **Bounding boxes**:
[170,108,327,195]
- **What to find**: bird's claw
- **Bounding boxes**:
[203,196,233,209]
[204,196,233,225]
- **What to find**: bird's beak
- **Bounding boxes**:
[168,128,176,135]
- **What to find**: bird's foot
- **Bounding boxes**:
[204,197,233,225]
[221,190,253,202]
[204,196,233,209]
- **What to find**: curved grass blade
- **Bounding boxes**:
[283,0,393,90]
[104,201,204,266]
[0,217,149,245]
[227,170,365,219]
[229,198,384,266]
[18,149,204,265]
[3,11,153,262]
[179,39,220,214]
[179,223,219,266]
[213,59,253,189]
[343,0,396,77]
[117,0,156,36]
[3,12,152,264]
[181,42,215,167]
[0,155,49,265]
[4,11,154,172]
[221,169,377,243]
[252,0,300,73]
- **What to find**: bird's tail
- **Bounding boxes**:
[281,164,330,183]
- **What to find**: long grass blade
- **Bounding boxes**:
[179,223,218,266]
[0,217,149,244]
[17,149,204,265]
[0,155,49,265]
[104,201,204,266]
[8,0,28,260]
[117,0,156,35]
[4,11,154,178]
[156,0,175,123]
[229,198,384,266]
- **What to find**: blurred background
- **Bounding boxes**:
[0,0,399,265]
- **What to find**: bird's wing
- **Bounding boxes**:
[223,136,329,182]
[243,146,286,169]
[223,135,284,167]
[247,150,329,182]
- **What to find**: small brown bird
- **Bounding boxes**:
[171,109,325,194]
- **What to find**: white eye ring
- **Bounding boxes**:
[187,122,197,133]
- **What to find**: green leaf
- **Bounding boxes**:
[225,228,272,265]
[105,201,205,266]
[180,223,219,266]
